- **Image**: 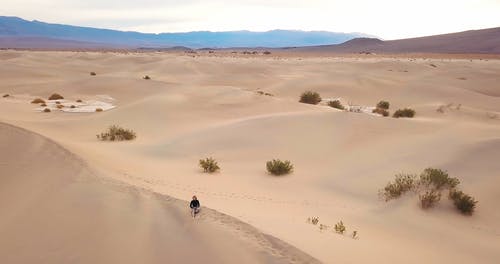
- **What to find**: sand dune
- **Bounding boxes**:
[1,51,499,263]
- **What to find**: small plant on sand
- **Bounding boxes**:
[352,231,358,239]
[334,221,346,234]
[95,108,103,112]
[393,108,415,118]
[419,190,441,209]
[76,99,83,103]
[372,108,389,117]
[55,101,61,104]
[419,168,459,190]
[31,98,45,104]
[266,159,293,175]
[48,93,64,100]
[319,224,329,231]
[70,105,76,108]
[307,217,320,225]
[56,104,64,109]
[199,157,220,173]
[376,100,390,110]
[43,108,51,113]
[380,173,417,201]
[449,189,477,215]
[3,94,9,98]
[328,100,345,110]
[299,91,322,105]
[90,72,97,76]
[97,125,136,141]
[40,103,47,107]
[143,75,151,80]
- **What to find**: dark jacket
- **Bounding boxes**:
[190,199,200,209]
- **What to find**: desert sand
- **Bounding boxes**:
[1,50,499,263]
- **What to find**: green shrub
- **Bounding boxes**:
[380,173,417,201]
[372,108,389,116]
[449,189,477,215]
[328,100,345,110]
[376,101,390,110]
[334,221,346,234]
[299,91,322,105]
[266,159,293,175]
[199,157,220,173]
[97,125,136,141]
[393,108,415,118]
[48,93,64,100]
[31,98,45,104]
[419,190,441,209]
[419,168,459,190]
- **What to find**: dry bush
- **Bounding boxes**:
[76,99,83,103]
[376,100,390,110]
[95,108,103,112]
[380,173,417,201]
[419,190,441,209]
[90,72,97,76]
[372,108,389,116]
[48,93,64,100]
[40,103,47,107]
[393,108,415,118]
[299,91,322,105]
[328,100,345,110]
[199,157,220,173]
[307,217,319,225]
[3,94,9,98]
[419,168,459,190]
[56,104,64,109]
[449,189,477,215]
[334,221,346,234]
[97,125,136,141]
[31,98,45,104]
[263,51,271,55]
[143,75,151,80]
[55,101,61,104]
[266,159,293,175]
[352,231,358,239]
[70,105,76,108]
[43,108,51,112]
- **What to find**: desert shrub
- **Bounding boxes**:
[376,100,390,110]
[97,125,136,141]
[380,173,417,201]
[90,72,97,76]
[48,93,64,100]
[352,231,358,239]
[419,168,459,190]
[334,221,346,234]
[328,100,345,110]
[199,157,220,173]
[70,105,76,108]
[55,101,61,104]
[449,189,477,215]
[419,190,441,209]
[3,94,10,98]
[76,99,83,103]
[95,108,103,112]
[257,91,264,95]
[40,103,47,107]
[319,224,329,231]
[266,159,293,175]
[31,98,45,104]
[393,108,415,118]
[307,217,320,225]
[143,75,151,80]
[263,51,271,55]
[299,91,322,105]
[56,104,64,109]
[264,92,273,96]
[43,108,51,112]
[372,108,389,116]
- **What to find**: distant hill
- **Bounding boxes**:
[0,16,369,49]
[294,27,500,54]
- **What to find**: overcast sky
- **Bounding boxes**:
[1,0,499,39]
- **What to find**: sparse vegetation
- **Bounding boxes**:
[352,231,358,239]
[2,94,9,98]
[70,105,76,108]
[40,103,47,107]
[76,99,83,103]
[97,125,136,141]
[43,108,51,113]
[334,221,346,234]
[419,190,441,209]
[380,173,417,201]
[372,108,389,116]
[266,159,294,175]
[90,72,97,76]
[328,100,345,110]
[31,98,45,104]
[449,189,477,215]
[48,93,64,100]
[393,108,415,118]
[263,51,271,55]
[143,75,151,80]
[307,217,320,225]
[381,168,477,215]
[199,157,220,173]
[95,108,103,112]
[299,91,322,105]
[376,100,390,110]
[319,224,329,231]
[56,104,64,109]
